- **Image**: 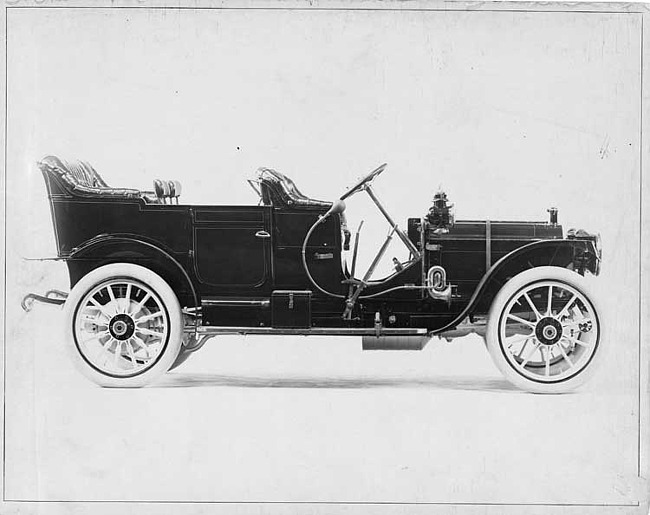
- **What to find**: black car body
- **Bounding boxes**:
[28,156,603,392]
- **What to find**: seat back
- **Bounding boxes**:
[38,155,144,200]
[60,158,108,188]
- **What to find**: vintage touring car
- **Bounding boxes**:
[23,156,603,393]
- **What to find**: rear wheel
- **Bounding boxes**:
[63,263,184,387]
[486,266,602,394]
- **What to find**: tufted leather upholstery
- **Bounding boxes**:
[257,167,331,210]
[38,156,159,202]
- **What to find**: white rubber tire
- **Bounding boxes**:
[485,266,603,394]
[63,263,183,387]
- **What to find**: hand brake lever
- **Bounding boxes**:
[350,220,364,278]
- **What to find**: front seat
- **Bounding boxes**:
[256,167,332,210]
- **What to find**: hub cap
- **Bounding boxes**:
[498,280,599,383]
[535,317,563,345]
[74,279,169,377]
[108,314,136,340]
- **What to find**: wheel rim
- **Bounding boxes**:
[73,278,170,378]
[498,280,599,383]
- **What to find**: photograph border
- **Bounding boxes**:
[1,1,647,511]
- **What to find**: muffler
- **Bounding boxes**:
[362,335,430,350]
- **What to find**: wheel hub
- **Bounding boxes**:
[109,314,135,341]
[535,317,563,346]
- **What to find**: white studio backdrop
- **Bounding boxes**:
[3,5,644,508]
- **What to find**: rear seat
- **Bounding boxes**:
[38,156,177,204]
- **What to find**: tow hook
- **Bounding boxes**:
[21,290,68,312]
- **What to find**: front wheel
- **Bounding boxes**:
[63,263,184,387]
[485,266,602,394]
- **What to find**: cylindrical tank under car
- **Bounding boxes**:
[361,335,431,350]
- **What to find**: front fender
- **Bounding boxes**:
[432,238,600,334]
[483,238,600,284]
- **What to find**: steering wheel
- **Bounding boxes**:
[339,163,387,200]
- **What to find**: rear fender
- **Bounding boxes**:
[65,234,199,310]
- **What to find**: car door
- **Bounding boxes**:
[192,206,273,293]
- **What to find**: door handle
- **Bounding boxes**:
[255,230,271,239]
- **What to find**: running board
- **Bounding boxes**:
[195,326,429,337]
